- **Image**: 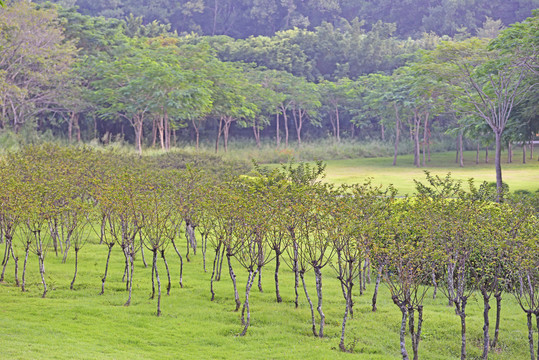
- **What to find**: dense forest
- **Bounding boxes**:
[0,1,537,193]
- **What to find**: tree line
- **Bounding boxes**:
[0,2,537,195]
[38,0,537,39]
[1,145,538,359]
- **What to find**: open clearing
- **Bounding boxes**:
[314,150,539,194]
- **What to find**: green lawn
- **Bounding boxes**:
[0,239,533,359]
[313,150,539,194]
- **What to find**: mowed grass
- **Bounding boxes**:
[0,236,533,359]
[313,149,539,194]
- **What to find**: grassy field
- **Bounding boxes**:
[0,238,533,359]
[297,149,539,195]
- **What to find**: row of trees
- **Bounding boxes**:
[1,145,538,359]
[39,0,537,39]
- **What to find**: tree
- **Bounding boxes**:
[0,1,77,133]
[423,37,534,200]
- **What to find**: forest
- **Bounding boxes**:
[0,2,537,195]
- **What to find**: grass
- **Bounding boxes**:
[0,237,534,359]
[275,149,539,195]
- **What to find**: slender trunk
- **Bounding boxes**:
[11,249,18,287]
[372,264,383,312]
[210,243,221,301]
[491,291,502,348]
[202,232,208,272]
[257,267,263,292]
[124,250,134,306]
[523,142,526,164]
[227,252,241,311]
[422,113,429,167]
[100,215,106,245]
[414,112,421,168]
[38,252,47,298]
[495,131,503,202]
[339,288,351,352]
[432,270,438,299]
[276,111,280,147]
[140,232,147,268]
[153,250,162,316]
[0,239,10,281]
[399,306,409,360]
[301,271,317,337]
[458,299,468,360]
[485,146,489,163]
[315,266,325,338]
[293,238,299,308]
[161,249,171,296]
[275,250,282,302]
[459,130,464,167]
[283,107,289,147]
[100,243,114,295]
[216,245,225,280]
[393,103,400,166]
[507,141,513,163]
[70,248,79,290]
[21,242,30,292]
[171,239,184,288]
[476,143,480,164]
[240,268,259,336]
[412,306,423,360]
[481,288,490,360]
[336,106,341,142]
[527,312,535,360]
[215,117,223,153]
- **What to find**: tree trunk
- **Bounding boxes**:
[0,239,11,282]
[527,312,535,360]
[491,291,502,348]
[153,249,162,316]
[399,306,409,360]
[495,131,503,202]
[124,249,134,306]
[70,248,79,290]
[481,288,490,360]
[161,249,171,296]
[335,105,341,142]
[393,103,401,166]
[301,271,317,337]
[100,243,114,295]
[274,250,282,302]
[21,242,30,292]
[240,268,259,336]
[315,266,325,338]
[422,113,429,167]
[215,117,223,153]
[476,143,480,164]
[372,264,383,312]
[507,141,513,163]
[458,130,464,167]
[171,238,184,288]
[339,287,351,352]
[283,107,289,147]
[523,142,526,164]
[227,252,241,311]
[276,111,280,147]
[485,146,489,163]
[210,243,221,301]
[458,299,468,360]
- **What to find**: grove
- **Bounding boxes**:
[1,145,538,360]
